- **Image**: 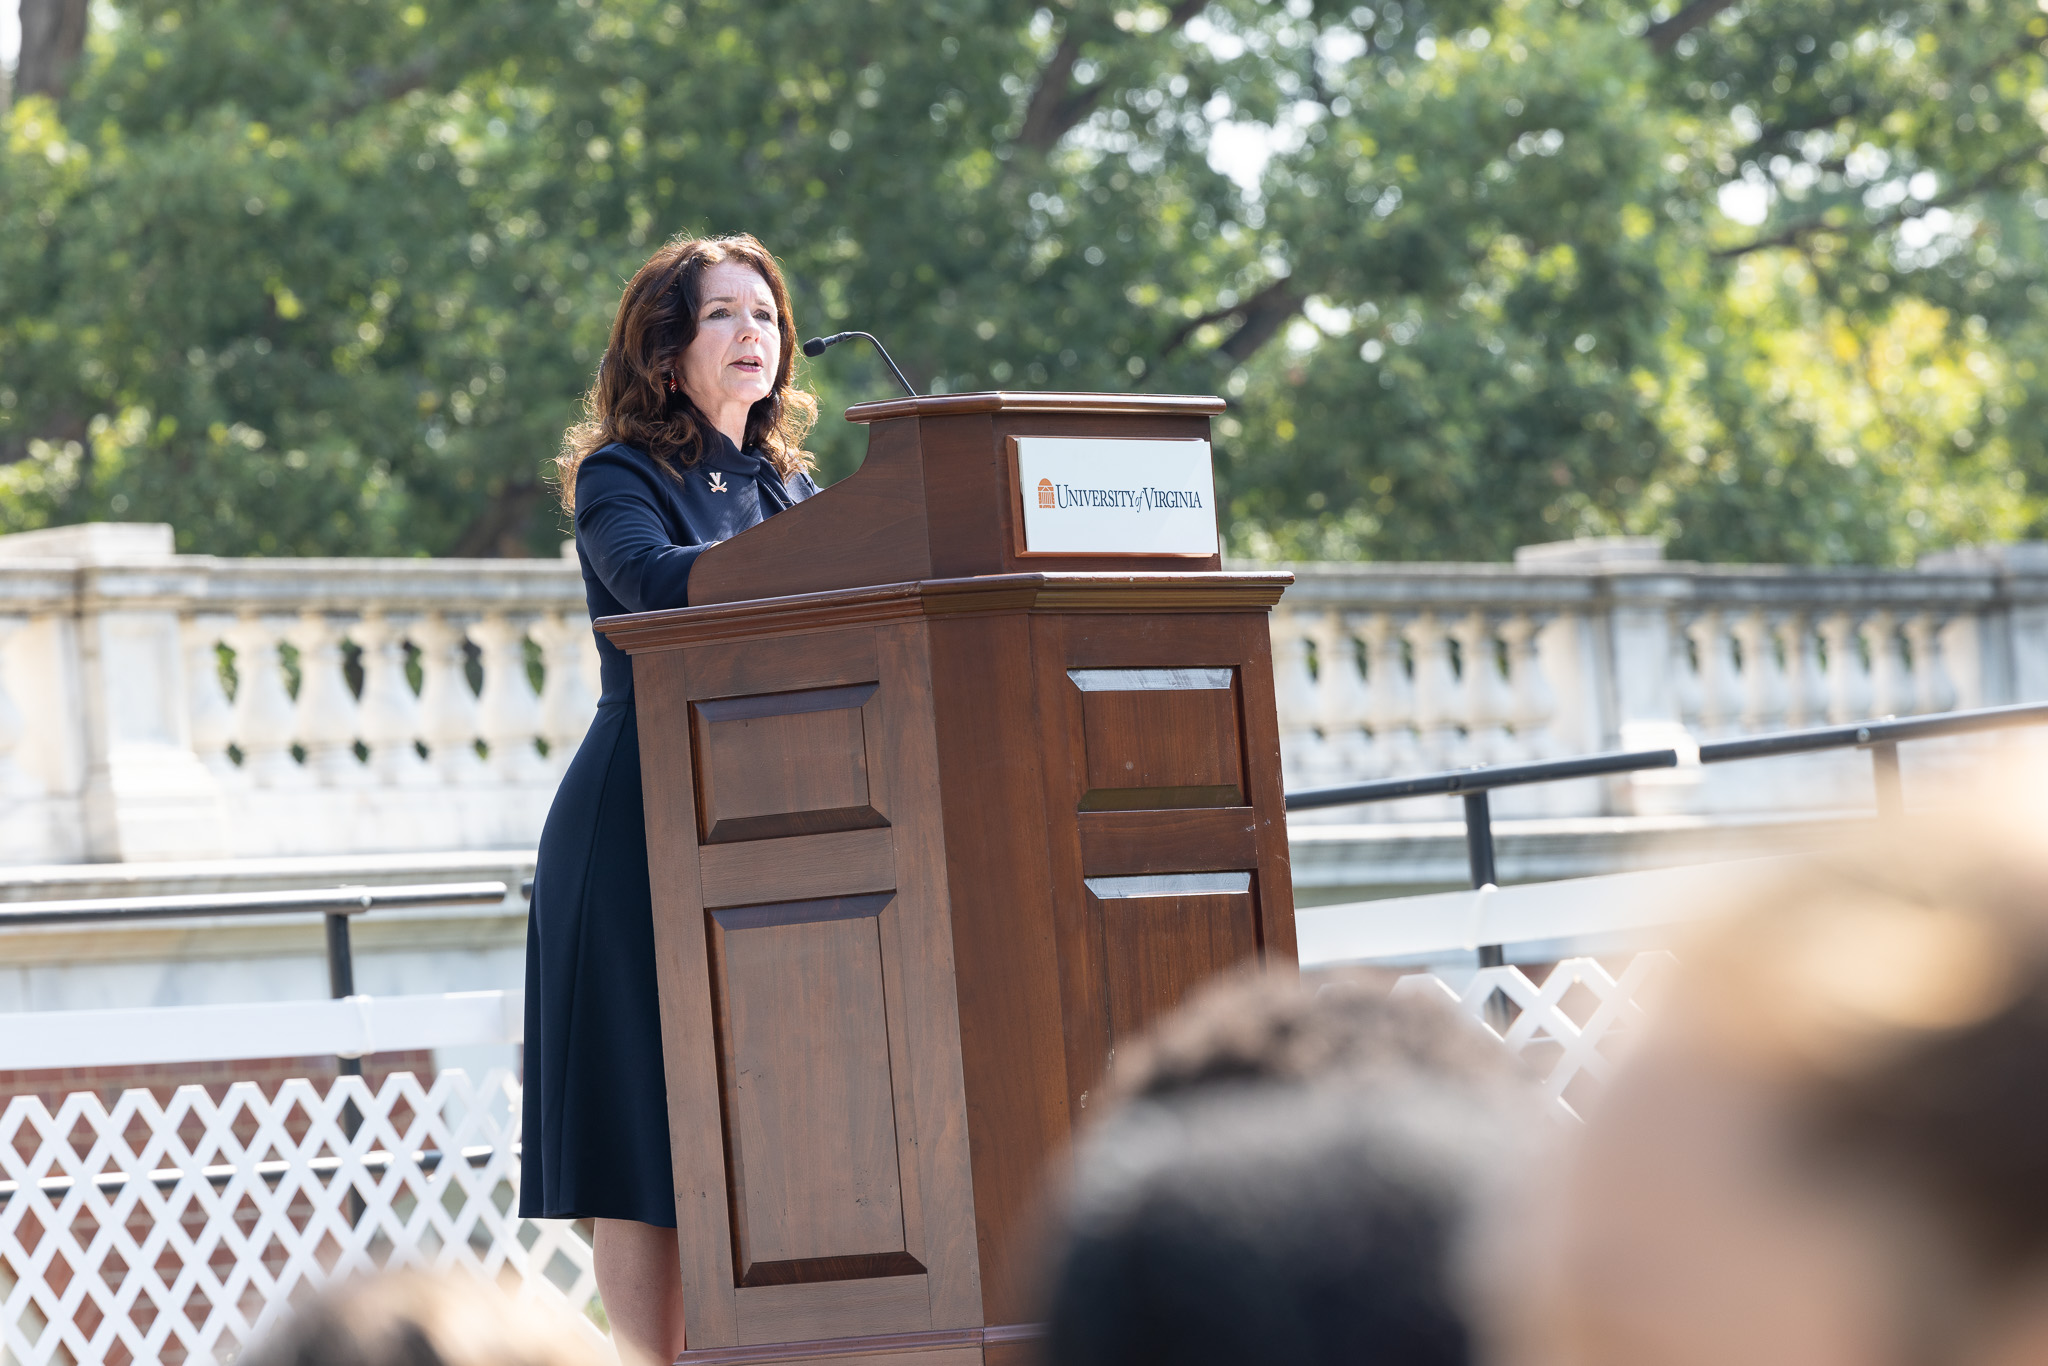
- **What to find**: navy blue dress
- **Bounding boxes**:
[521,431,818,1225]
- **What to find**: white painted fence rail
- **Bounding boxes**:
[1296,857,1793,966]
[0,990,523,1070]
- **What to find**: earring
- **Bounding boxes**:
[664,373,679,395]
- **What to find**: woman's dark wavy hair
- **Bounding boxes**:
[555,233,817,513]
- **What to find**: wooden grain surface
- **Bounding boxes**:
[689,417,932,609]
[1076,686,1244,810]
[673,1324,1043,1365]
[633,651,742,1345]
[598,574,1292,655]
[694,688,881,844]
[682,630,880,701]
[1075,808,1259,877]
[675,1320,1041,1365]
[698,827,895,909]
[926,612,1075,1329]
[870,622,984,1331]
[1094,888,1259,1051]
[709,901,910,1278]
[734,1275,934,1344]
[689,396,1232,608]
[844,390,1225,422]
[624,528,1297,1353]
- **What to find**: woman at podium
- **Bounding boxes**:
[522,233,819,1362]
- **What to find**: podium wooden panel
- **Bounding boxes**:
[597,394,1295,1366]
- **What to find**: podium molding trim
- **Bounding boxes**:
[842,390,1225,422]
[674,1323,1047,1365]
[598,572,1294,654]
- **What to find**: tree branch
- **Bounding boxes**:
[13,0,89,103]
[451,479,544,557]
[1016,0,1208,152]
[1162,279,1307,362]
[1643,0,1740,55]
[1711,142,2047,260]
[331,51,444,119]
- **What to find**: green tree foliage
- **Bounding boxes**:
[1,0,2044,561]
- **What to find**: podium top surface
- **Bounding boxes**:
[843,390,1228,423]
[684,388,1232,607]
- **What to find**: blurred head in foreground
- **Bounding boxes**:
[1044,969,1540,1366]
[1545,820,2048,1366]
[239,1270,610,1366]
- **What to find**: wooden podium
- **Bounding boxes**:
[595,393,1296,1366]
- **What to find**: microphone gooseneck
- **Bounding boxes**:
[799,331,918,399]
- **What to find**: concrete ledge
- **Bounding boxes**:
[1289,811,1873,905]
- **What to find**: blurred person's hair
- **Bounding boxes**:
[1104,966,1525,1111]
[1665,824,2048,1298]
[555,232,816,512]
[237,1269,612,1366]
[1044,968,1539,1366]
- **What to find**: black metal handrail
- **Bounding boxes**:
[1283,748,1682,811]
[2,881,512,1077]
[0,882,510,927]
[1283,699,2048,964]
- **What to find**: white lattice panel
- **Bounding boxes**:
[1396,953,1675,1118]
[0,1071,597,1365]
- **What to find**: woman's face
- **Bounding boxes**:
[677,261,779,428]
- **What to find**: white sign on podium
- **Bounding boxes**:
[1012,436,1219,556]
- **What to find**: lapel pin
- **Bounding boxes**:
[707,471,728,493]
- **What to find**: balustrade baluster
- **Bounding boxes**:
[1775,614,1826,729]
[353,612,433,787]
[535,611,599,774]
[1685,612,1738,735]
[1903,612,1955,715]
[1313,610,1373,782]
[183,614,238,780]
[286,612,365,786]
[0,616,42,800]
[1499,613,1558,761]
[1817,613,1870,723]
[1936,614,1985,709]
[1450,612,1513,766]
[1730,609,1788,732]
[224,614,303,786]
[473,612,550,784]
[413,614,487,786]
[1269,609,1327,791]
[1403,613,1462,770]
[1359,613,1419,791]
[1862,611,1905,717]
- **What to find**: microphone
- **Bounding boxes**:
[801,331,918,398]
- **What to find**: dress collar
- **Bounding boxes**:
[699,427,766,477]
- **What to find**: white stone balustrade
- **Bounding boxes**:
[0,523,596,862]
[2,523,2048,863]
[1268,538,2048,821]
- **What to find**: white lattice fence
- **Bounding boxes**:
[1397,952,1675,1119]
[0,957,1668,1363]
[0,1070,596,1366]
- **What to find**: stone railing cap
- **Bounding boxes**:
[1919,542,2048,575]
[0,522,176,562]
[1513,536,1666,570]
